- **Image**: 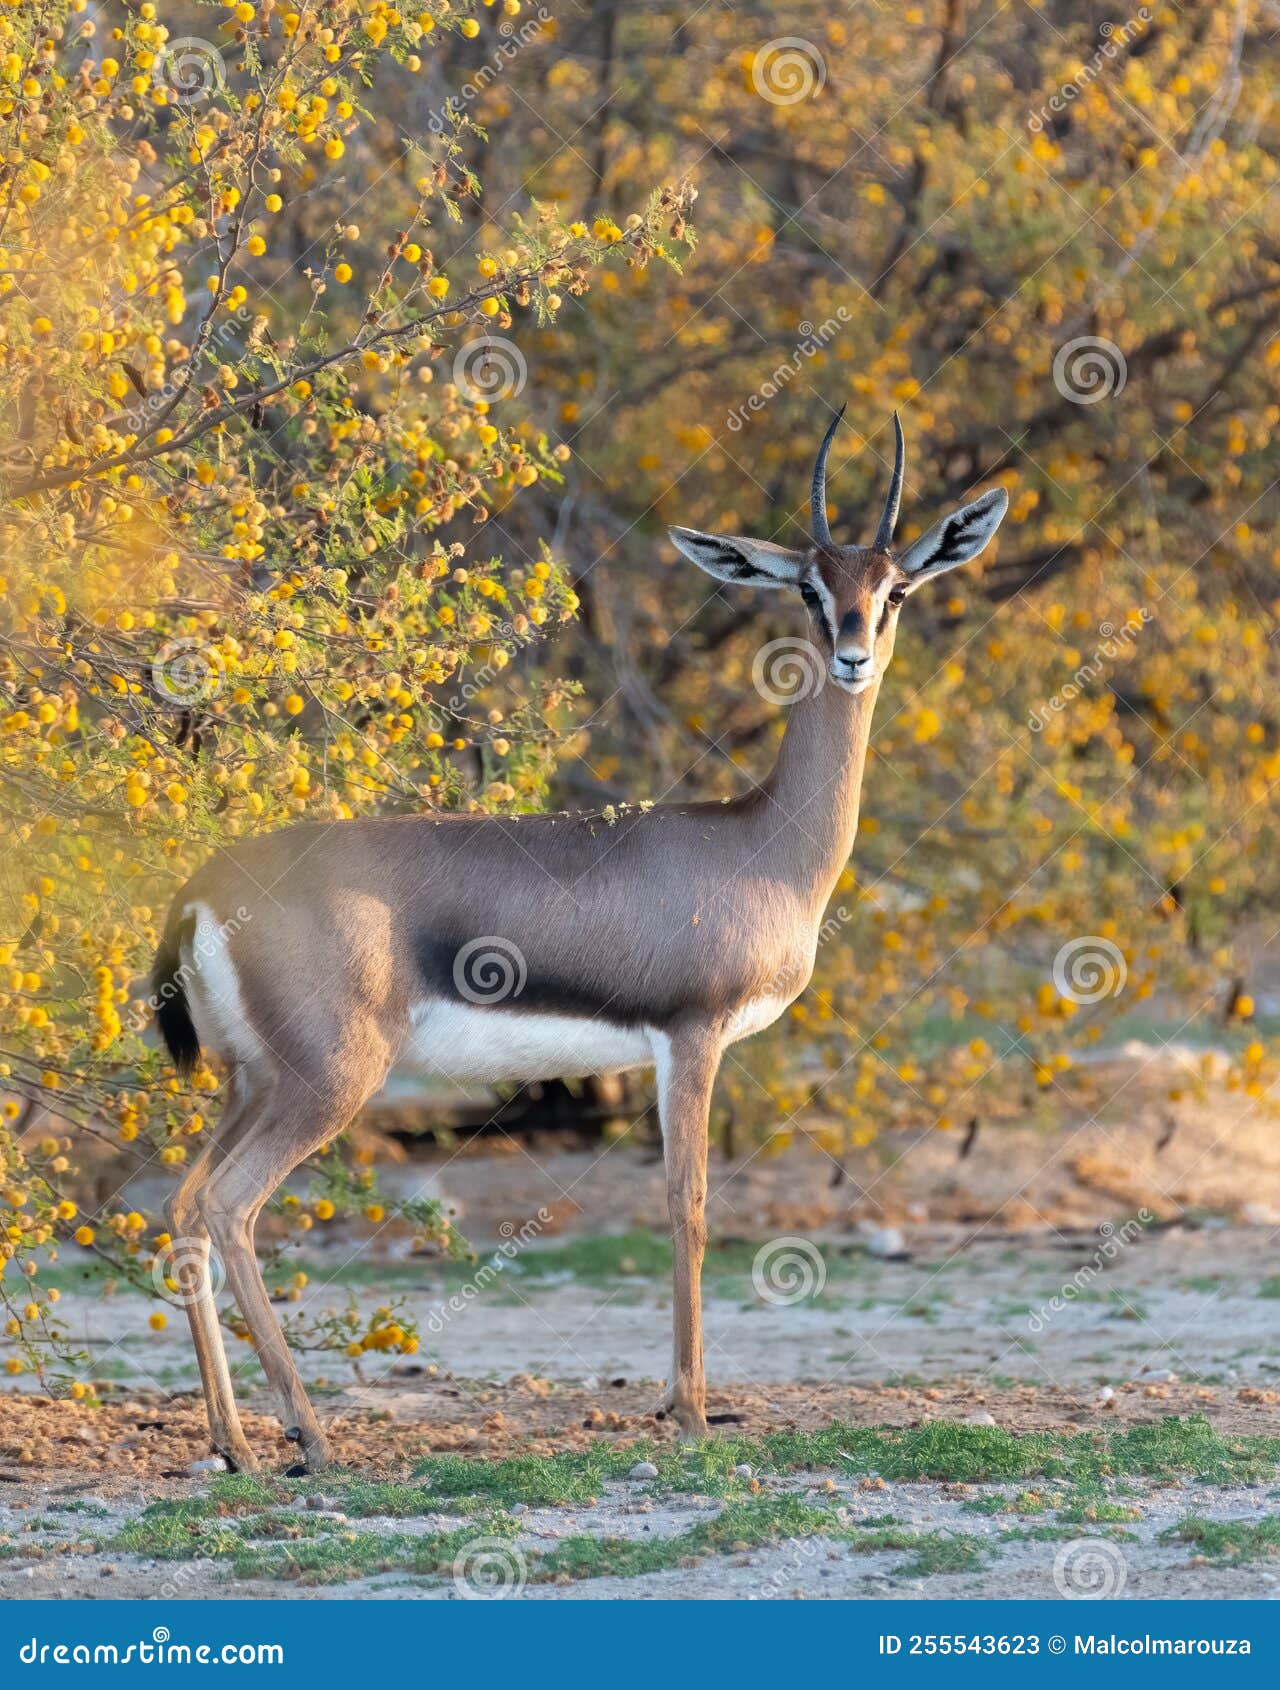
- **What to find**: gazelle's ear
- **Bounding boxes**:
[668,527,805,589]
[898,488,1009,585]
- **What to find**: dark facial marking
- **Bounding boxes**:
[799,580,833,646]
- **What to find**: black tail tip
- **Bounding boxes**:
[152,922,201,1075]
[155,989,201,1075]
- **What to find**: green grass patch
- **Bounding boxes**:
[999,1524,1138,1544]
[100,1417,1280,1589]
[419,1416,1278,1501]
[1160,1515,1280,1564]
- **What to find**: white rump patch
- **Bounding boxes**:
[182,902,264,1069]
[400,1001,653,1087]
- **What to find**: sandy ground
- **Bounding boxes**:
[2,1216,1279,1601]
[1,1406,1277,1601]
[3,1080,1278,1601]
[24,1216,1280,1403]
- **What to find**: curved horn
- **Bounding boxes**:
[873,411,906,549]
[810,403,846,548]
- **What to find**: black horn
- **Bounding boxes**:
[810,403,846,548]
[873,411,905,549]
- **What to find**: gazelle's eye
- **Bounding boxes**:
[887,584,909,606]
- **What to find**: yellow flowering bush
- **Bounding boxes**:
[0,0,691,1374]
[451,2,1280,1154]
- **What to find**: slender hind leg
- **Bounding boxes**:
[164,1126,259,1473]
[655,1027,721,1440]
[199,1046,387,1472]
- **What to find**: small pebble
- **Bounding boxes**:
[629,1461,659,1480]
[966,1412,997,1427]
[189,1456,227,1475]
[860,1224,908,1259]
[1096,1385,1116,1404]
[733,1463,754,1479]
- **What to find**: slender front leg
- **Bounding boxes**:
[654,1027,721,1439]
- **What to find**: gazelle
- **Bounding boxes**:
[153,408,1008,1471]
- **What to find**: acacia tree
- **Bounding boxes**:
[0,0,691,1377]
[428,0,1280,1157]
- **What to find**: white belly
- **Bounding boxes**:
[399,1001,654,1086]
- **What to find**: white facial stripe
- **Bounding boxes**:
[873,577,896,632]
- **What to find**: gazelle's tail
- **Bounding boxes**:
[152,908,201,1075]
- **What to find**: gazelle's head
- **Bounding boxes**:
[669,408,1008,695]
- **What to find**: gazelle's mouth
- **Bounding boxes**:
[830,661,877,694]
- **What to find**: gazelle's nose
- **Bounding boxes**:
[833,638,872,674]
[831,635,877,692]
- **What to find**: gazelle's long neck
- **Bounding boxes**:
[760,677,880,908]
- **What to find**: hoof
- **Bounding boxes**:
[215,1445,260,1475]
[677,1420,711,1444]
[668,1401,710,1441]
[282,1445,337,1477]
